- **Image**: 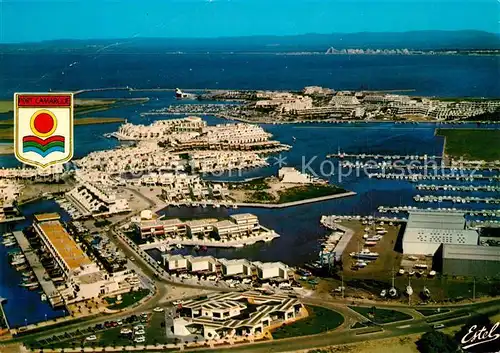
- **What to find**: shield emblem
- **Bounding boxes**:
[14,93,73,168]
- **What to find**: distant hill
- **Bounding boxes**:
[1,30,499,53]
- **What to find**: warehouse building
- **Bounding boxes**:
[437,244,500,278]
[402,211,478,255]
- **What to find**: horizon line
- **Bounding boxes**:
[1,29,499,45]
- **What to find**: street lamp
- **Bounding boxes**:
[24,318,27,328]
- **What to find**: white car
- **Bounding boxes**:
[134,324,145,331]
[172,300,183,305]
[134,336,146,343]
[85,335,97,341]
[153,307,164,313]
[120,328,132,335]
[135,329,146,335]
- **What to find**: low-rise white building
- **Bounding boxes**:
[33,214,141,304]
[173,291,305,340]
[252,261,289,280]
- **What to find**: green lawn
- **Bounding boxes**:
[348,306,412,324]
[106,289,150,310]
[437,129,500,161]
[277,184,347,204]
[271,305,344,339]
[415,308,451,317]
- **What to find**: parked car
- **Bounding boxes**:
[134,336,146,343]
[120,328,132,335]
[153,307,164,312]
[85,335,97,341]
[134,324,145,331]
[434,324,445,329]
[135,329,146,335]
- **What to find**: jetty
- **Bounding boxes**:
[377,206,500,218]
[12,231,63,308]
[327,152,442,160]
[320,216,355,263]
[166,191,357,209]
[413,195,500,204]
[415,184,500,192]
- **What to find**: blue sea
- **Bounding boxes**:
[0,52,499,327]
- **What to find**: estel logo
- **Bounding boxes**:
[14,93,73,168]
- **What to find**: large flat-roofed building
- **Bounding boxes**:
[438,244,500,278]
[173,291,305,340]
[33,213,141,304]
[34,213,93,276]
[402,211,478,255]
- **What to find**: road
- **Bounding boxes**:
[4,187,500,352]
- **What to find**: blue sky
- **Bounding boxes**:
[0,0,498,43]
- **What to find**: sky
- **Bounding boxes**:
[0,0,499,43]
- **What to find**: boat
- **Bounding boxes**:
[11,257,26,266]
[176,244,183,249]
[350,249,379,260]
[19,282,39,289]
[201,246,208,251]
[406,285,413,296]
[380,289,387,297]
[398,269,405,275]
[422,287,431,298]
[408,270,415,276]
[3,239,16,247]
[292,136,297,142]
[364,241,377,247]
[175,88,197,100]
[389,287,397,297]
[41,294,47,301]
[428,270,436,277]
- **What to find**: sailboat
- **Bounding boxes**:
[406,277,413,296]
[389,268,397,297]
[292,136,297,142]
[422,286,431,299]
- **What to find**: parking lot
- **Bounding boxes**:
[27,308,176,350]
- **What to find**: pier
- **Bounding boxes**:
[415,184,500,192]
[368,172,499,182]
[0,297,9,332]
[413,195,500,204]
[377,206,500,218]
[12,231,63,308]
[139,229,280,251]
[320,216,355,262]
[166,191,357,209]
[326,152,442,160]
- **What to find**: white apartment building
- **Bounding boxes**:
[252,261,289,280]
[173,291,305,340]
[66,182,130,216]
[33,214,140,304]
[114,116,206,141]
[162,254,289,280]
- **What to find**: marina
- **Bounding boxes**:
[327,152,443,160]
[413,195,500,204]
[415,184,500,192]
[12,231,63,308]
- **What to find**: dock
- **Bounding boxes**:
[320,221,355,263]
[326,152,442,160]
[0,297,9,331]
[12,231,63,308]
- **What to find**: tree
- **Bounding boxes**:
[416,331,458,353]
[454,314,498,353]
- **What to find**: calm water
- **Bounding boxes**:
[0,53,499,98]
[0,53,499,325]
